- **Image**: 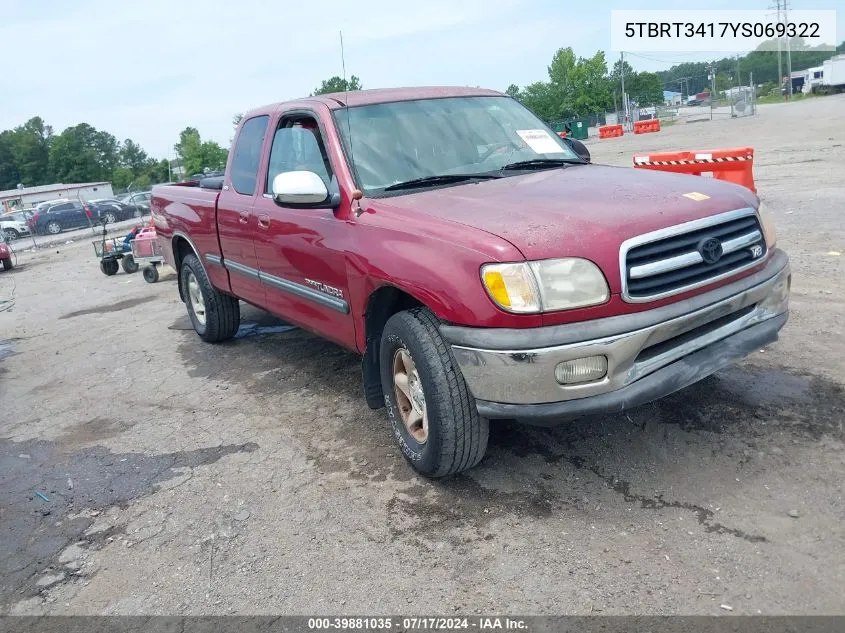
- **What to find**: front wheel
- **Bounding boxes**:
[2,257,12,271]
[180,254,240,342]
[143,265,159,283]
[3,229,19,241]
[102,212,117,224]
[379,308,488,477]
[121,254,139,273]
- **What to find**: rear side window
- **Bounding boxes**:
[230,115,269,195]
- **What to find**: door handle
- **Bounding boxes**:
[238,211,250,224]
[257,214,270,229]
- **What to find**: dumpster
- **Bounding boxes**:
[553,119,589,140]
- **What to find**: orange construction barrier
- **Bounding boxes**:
[633,119,661,134]
[632,147,756,193]
[598,124,624,139]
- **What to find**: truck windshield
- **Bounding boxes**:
[334,96,580,195]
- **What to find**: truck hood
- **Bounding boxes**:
[376,164,758,289]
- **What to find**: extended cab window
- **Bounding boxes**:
[266,118,334,193]
[230,115,269,195]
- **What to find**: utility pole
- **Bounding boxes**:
[710,63,716,120]
[620,52,628,128]
[776,0,782,90]
[784,0,793,97]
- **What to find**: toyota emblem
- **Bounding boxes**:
[698,237,723,265]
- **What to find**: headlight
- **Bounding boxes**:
[481,263,540,313]
[481,258,609,314]
[757,205,777,249]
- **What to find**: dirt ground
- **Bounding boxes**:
[1,95,843,617]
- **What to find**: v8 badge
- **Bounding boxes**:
[750,245,764,258]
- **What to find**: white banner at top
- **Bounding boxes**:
[610,10,838,52]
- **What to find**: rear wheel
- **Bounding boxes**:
[142,265,159,283]
[121,254,139,273]
[180,254,240,342]
[3,229,19,241]
[100,259,119,276]
[46,221,62,235]
[2,257,12,271]
[379,308,488,477]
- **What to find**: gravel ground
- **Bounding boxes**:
[0,94,843,616]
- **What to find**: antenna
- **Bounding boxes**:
[340,30,363,216]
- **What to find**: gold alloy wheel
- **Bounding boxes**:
[392,348,428,444]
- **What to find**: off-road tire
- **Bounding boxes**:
[379,308,488,477]
[180,253,240,343]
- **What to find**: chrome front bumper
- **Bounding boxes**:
[442,250,790,421]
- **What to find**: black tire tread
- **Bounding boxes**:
[2,257,12,271]
[181,254,240,343]
[121,255,139,274]
[383,308,488,477]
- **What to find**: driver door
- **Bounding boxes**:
[251,112,355,349]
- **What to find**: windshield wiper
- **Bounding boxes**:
[383,173,501,192]
[500,158,584,171]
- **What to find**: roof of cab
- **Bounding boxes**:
[242,86,505,119]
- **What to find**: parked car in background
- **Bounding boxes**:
[88,199,140,223]
[0,211,33,241]
[115,192,152,215]
[28,200,95,235]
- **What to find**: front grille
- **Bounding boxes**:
[623,211,766,301]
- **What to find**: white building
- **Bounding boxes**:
[0,182,114,212]
[663,90,682,106]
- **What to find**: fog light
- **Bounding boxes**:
[555,356,608,385]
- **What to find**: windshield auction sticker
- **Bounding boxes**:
[516,129,565,154]
[610,9,837,52]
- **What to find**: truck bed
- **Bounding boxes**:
[151,182,228,291]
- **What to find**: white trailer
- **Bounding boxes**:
[822,54,845,90]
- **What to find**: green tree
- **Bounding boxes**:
[233,113,243,129]
[505,84,520,98]
[49,123,118,183]
[0,131,22,190]
[312,75,362,95]
[174,127,227,176]
[111,166,135,190]
[568,50,613,115]
[119,139,148,174]
[629,71,663,105]
[518,81,559,121]
[0,117,52,188]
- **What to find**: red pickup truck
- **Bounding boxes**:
[152,87,790,477]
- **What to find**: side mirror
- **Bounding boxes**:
[271,171,329,206]
[562,137,590,163]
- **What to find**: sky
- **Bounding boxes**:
[2,0,842,159]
